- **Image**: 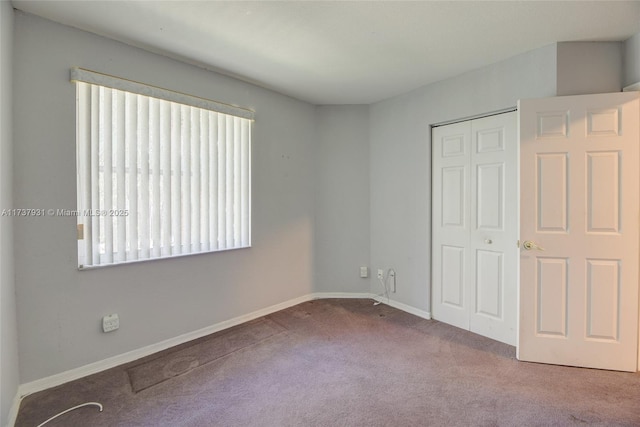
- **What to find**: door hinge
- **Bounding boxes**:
[517,239,520,248]
[77,224,84,240]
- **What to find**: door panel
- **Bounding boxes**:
[442,133,466,157]
[519,92,639,372]
[441,245,465,307]
[476,250,503,318]
[477,163,504,230]
[586,152,619,233]
[442,167,466,227]
[536,257,568,336]
[432,121,470,330]
[585,259,619,341]
[469,113,517,345]
[536,153,568,232]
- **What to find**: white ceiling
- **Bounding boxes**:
[12,1,640,105]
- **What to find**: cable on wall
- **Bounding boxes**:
[373,269,391,306]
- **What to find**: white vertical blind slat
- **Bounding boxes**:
[233,117,241,246]
[191,107,201,253]
[170,103,181,255]
[217,114,226,250]
[150,98,162,258]
[76,83,92,265]
[200,110,209,252]
[101,87,114,264]
[76,81,251,268]
[241,120,250,246]
[225,115,233,248]
[125,93,138,261]
[160,102,171,257]
[114,90,127,262]
[181,106,191,253]
[138,96,151,259]
[90,85,100,266]
[209,112,218,250]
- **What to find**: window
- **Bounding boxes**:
[72,68,253,268]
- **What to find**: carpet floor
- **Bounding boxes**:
[15,298,640,426]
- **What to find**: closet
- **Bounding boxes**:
[431,112,517,345]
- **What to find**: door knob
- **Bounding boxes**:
[523,240,545,251]
[484,239,492,244]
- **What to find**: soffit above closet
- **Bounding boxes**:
[11,1,640,105]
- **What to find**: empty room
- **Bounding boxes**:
[2,1,640,426]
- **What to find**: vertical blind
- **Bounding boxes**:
[73,69,253,268]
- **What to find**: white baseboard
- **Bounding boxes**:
[5,390,21,427]
[314,292,431,320]
[18,294,314,398]
[374,297,431,320]
[310,292,374,300]
[17,292,428,399]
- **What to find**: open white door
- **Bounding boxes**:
[519,92,640,372]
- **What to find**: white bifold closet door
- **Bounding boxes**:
[432,112,518,346]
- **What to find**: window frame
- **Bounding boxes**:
[73,68,254,269]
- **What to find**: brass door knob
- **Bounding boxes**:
[523,240,545,251]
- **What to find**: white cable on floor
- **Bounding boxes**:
[36,402,103,427]
[373,269,390,306]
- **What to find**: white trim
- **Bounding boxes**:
[70,67,255,120]
[374,297,432,320]
[623,82,640,92]
[310,292,374,300]
[431,106,517,128]
[16,293,428,398]
[314,292,431,319]
[18,294,311,397]
[6,390,21,427]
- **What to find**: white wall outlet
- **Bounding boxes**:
[360,266,369,278]
[102,314,119,333]
[377,269,384,280]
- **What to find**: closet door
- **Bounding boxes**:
[468,113,518,345]
[432,121,471,331]
[432,112,518,346]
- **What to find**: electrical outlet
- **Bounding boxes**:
[389,269,397,293]
[377,269,384,280]
[102,314,119,333]
[360,266,369,278]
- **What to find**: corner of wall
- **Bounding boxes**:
[556,41,624,96]
[313,105,371,295]
[0,2,19,426]
[623,32,640,87]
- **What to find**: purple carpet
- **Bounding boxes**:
[15,299,640,426]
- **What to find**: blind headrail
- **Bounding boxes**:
[70,67,255,120]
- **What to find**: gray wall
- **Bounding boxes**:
[10,11,640,390]
[13,12,320,383]
[314,106,370,294]
[556,42,623,95]
[368,40,626,317]
[369,44,557,313]
[0,2,19,425]
[624,32,640,87]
